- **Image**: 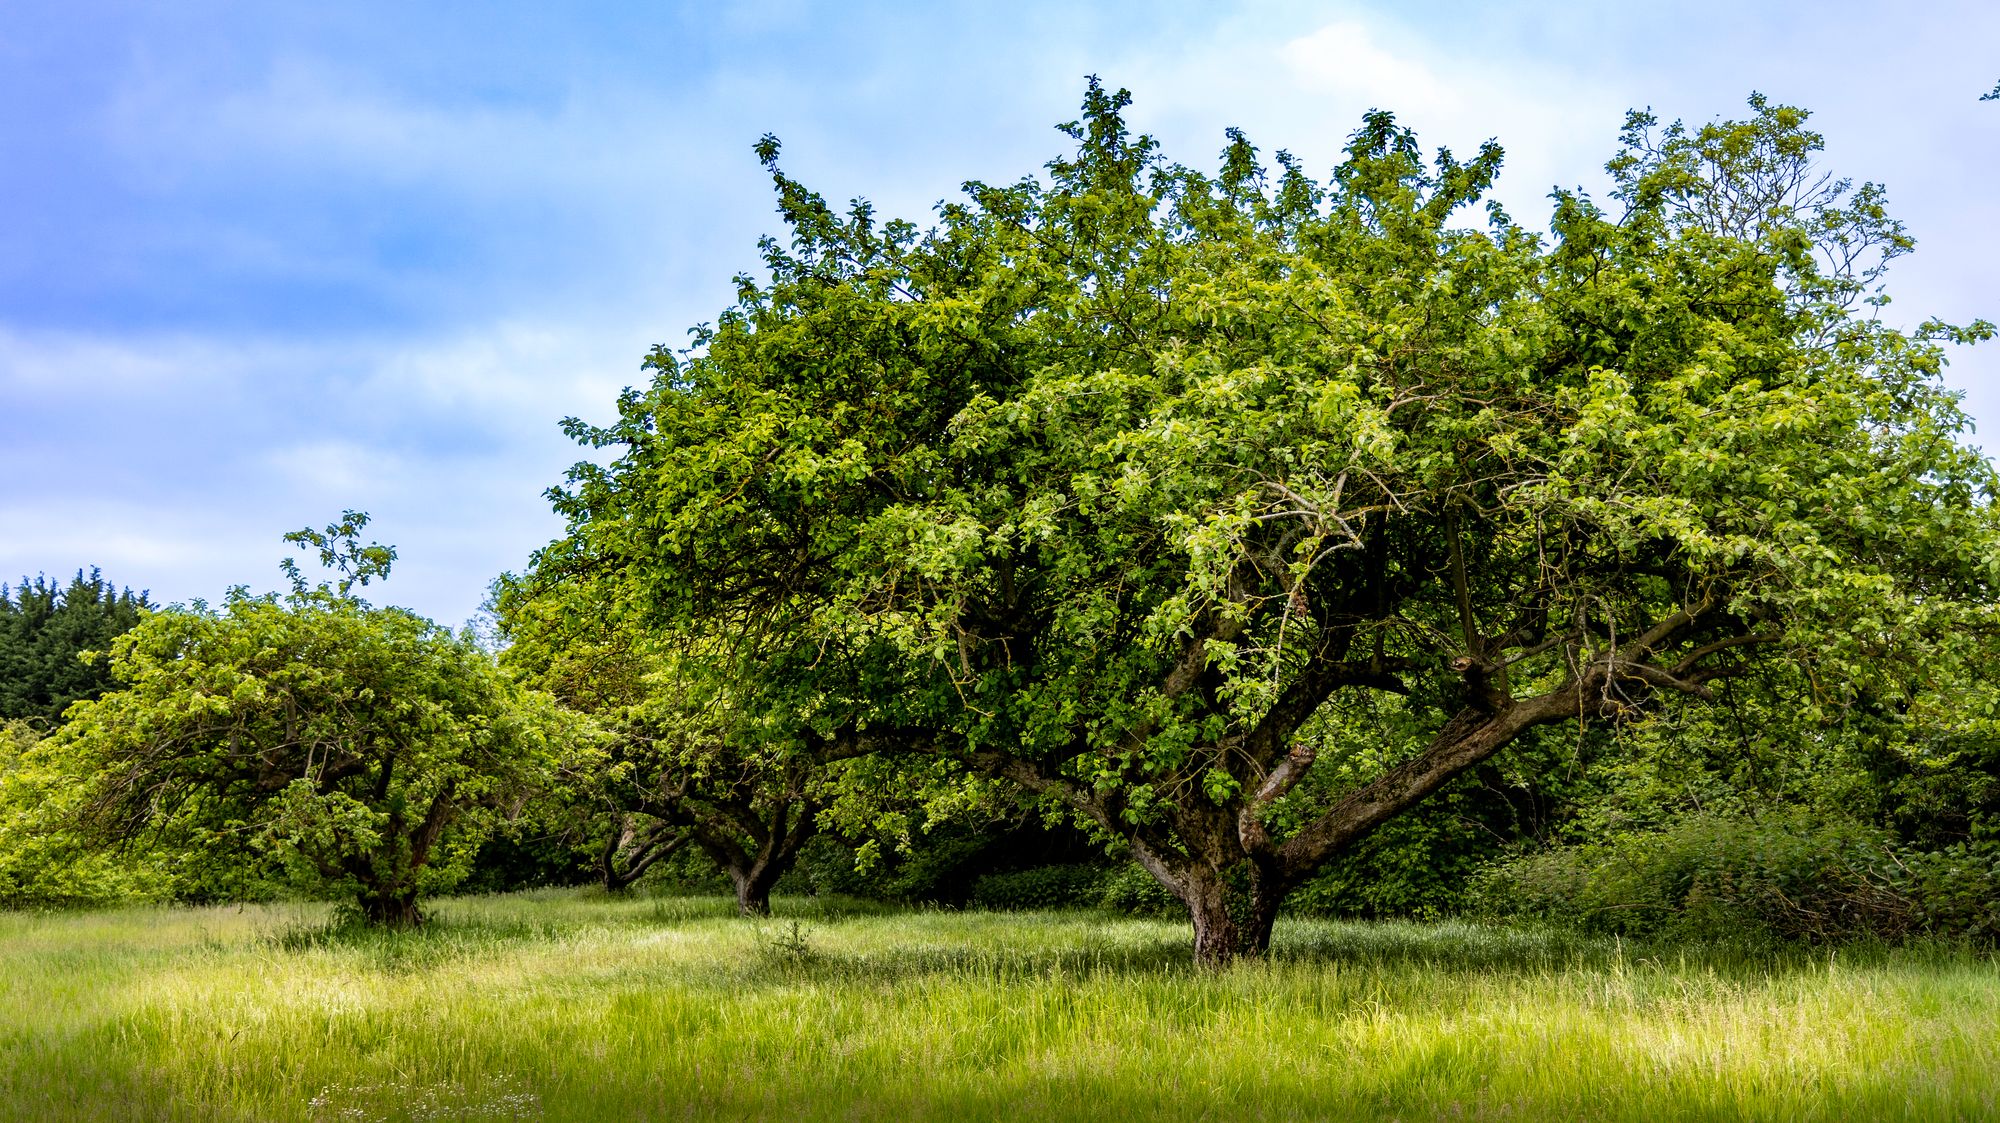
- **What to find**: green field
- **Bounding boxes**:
[2,892,1996,1121]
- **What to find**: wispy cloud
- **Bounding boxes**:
[4,0,1995,625]
[0,319,627,620]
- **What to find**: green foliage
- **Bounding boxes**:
[1097,863,1182,915]
[967,864,1110,911]
[1461,653,2000,945]
[0,720,167,906]
[493,556,992,912]
[455,825,597,895]
[1286,800,1494,921]
[279,510,397,599]
[491,566,847,912]
[1479,811,2000,944]
[542,81,2000,959]
[0,570,148,724]
[42,520,576,924]
[784,834,876,898]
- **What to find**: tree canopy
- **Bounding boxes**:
[46,516,573,925]
[540,82,1998,964]
[493,558,920,915]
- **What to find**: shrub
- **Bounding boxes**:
[1285,809,1491,921]
[782,835,876,898]
[1097,864,1181,916]
[1479,812,2000,944]
[1903,842,2000,942]
[968,864,1110,910]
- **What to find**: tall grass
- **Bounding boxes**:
[1,891,1995,1120]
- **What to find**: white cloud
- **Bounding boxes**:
[360,320,633,433]
[1279,21,1461,117]
[103,55,745,207]
[0,318,633,622]
[267,440,402,496]
[0,498,266,598]
[0,325,247,397]
[1083,8,1628,232]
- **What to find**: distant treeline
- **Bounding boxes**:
[0,571,149,723]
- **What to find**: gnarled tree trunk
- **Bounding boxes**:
[1181,870,1245,967]
[358,889,422,928]
[1135,839,1287,968]
[688,793,821,917]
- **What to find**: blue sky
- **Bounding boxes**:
[4,1,1997,625]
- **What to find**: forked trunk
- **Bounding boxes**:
[1159,859,1287,967]
[603,863,644,894]
[601,817,686,893]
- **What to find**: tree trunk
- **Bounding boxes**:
[1243,871,1285,957]
[359,890,422,928]
[1147,856,1289,967]
[731,868,775,917]
[602,819,640,892]
[1188,885,1243,967]
[1155,861,1247,968]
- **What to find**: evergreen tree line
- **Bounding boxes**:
[0,571,149,724]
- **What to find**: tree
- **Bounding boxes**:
[492,567,891,915]
[49,515,572,925]
[0,570,150,723]
[549,84,1999,964]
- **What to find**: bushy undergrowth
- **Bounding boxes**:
[967,864,1111,911]
[1480,812,2000,944]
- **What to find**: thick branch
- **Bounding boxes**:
[1237,741,1316,857]
[1274,688,1576,881]
[969,749,1123,841]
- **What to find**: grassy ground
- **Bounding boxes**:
[0,892,1996,1121]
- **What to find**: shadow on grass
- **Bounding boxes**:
[260,889,1992,987]
[723,911,1992,990]
[266,913,581,973]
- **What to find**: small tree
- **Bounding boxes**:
[493,567,894,915]
[551,86,1999,964]
[51,515,572,925]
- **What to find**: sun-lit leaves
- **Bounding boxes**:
[46,542,577,925]
[544,84,1999,962]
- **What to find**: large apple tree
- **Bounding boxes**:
[548,84,1999,964]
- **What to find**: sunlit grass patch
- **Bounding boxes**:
[0,891,1995,1121]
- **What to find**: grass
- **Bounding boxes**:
[1,891,1996,1121]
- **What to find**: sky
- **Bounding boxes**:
[4,1,1997,626]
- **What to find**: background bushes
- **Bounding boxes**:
[969,864,1111,911]
[1478,812,2000,944]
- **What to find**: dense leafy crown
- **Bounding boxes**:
[543,84,1996,880]
[47,523,568,918]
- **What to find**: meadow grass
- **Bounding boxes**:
[0,891,1995,1121]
